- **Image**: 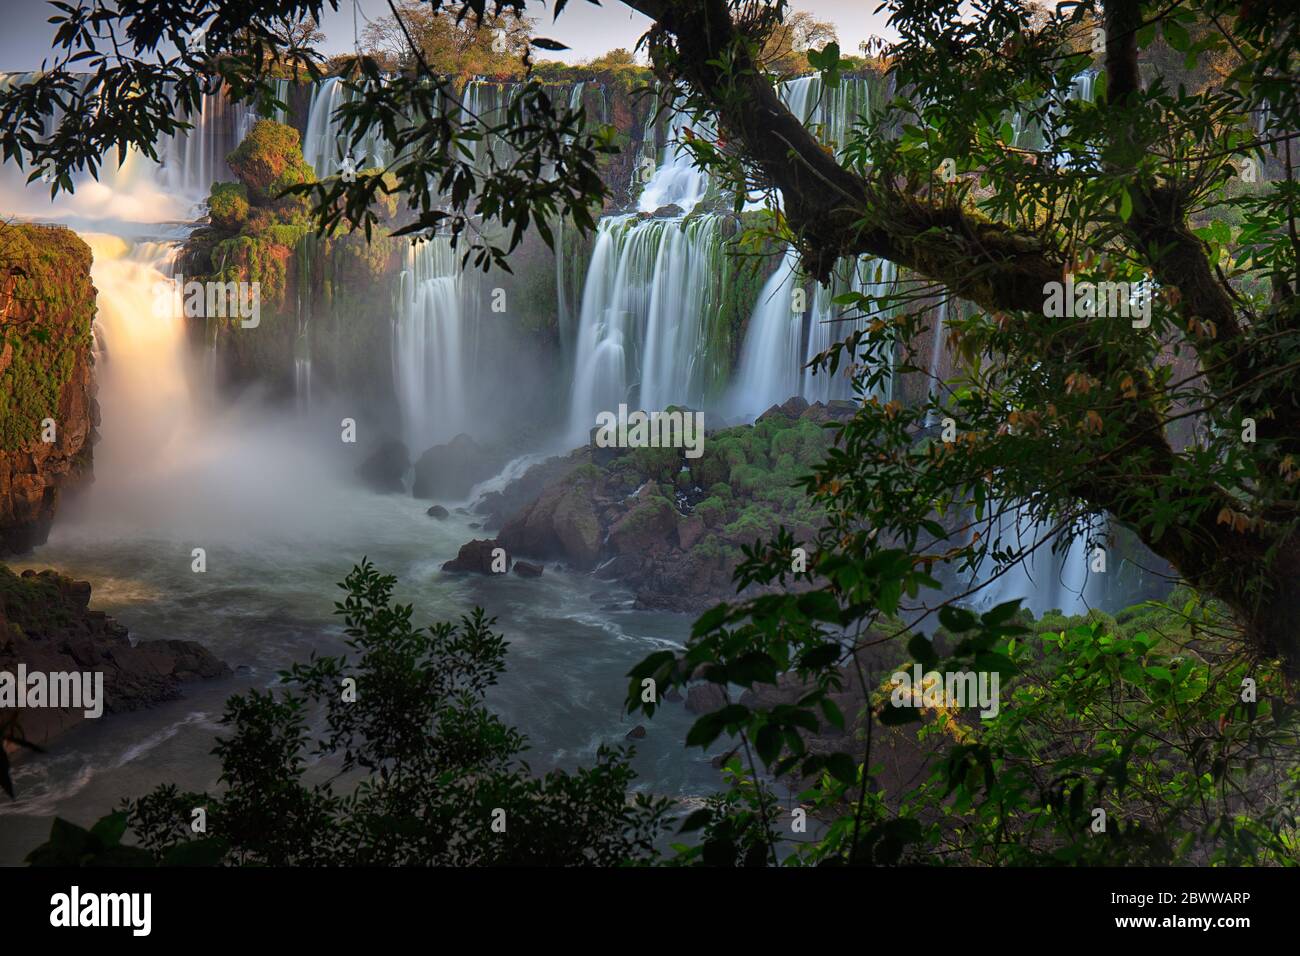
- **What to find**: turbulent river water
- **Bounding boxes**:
[0,229,712,865]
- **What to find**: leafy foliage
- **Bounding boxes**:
[27,561,670,866]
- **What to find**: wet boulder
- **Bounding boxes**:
[356,439,409,494]
[413,434,503,500]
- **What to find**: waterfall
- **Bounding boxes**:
[292,233,318,413]
[303,76,393,179]
[637,102,712,214]
[728,248,801,418]
[803,256,895,404]
[567,213,724,443]
[924,298,949,426]
[726,250,896,418]
[82,234,206,503]
[393,236,466,450]
[969,505,1104,619]
[777,74,874,158]
[0,73,252,223]
[159,87,250,200]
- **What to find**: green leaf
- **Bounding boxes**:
[826,752,858,785]
[678,808,712,833]
[938,604,979,633]
[90,811,129,848]
[161,838,228,867]
[1119,188,1133,223]
[1162,20,1190,52]
[912,638,942,676]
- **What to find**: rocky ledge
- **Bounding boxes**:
[1,566,230,750]
[448,397,856,612]
[0,224,98,557]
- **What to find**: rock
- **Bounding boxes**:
[758,395,810,423]
[686,683,727,715]
[0,567,230,749]
[513,560,544,578]
[441,538,509,575]
[676,514,706,551]
[425,505,449,519]
[498,470,604,569]
[608,494,676,555]
[356,439,409,494]
[800,400,858,424]
[412,433,503,500]
[651,203,684,218]
[0,226,97,556]
[625,724,647,740]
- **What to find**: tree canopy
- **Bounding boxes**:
[4,0,1298,867]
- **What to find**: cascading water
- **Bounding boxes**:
[777,74,874,158]
[727,248,802,418]
[923,298,949,426]
[303,76,394,178]
[968,505,1104,619]
[0,71,721,858]
[393,236,466,451]
[802,256,895,405]
[567,213,724,443]
[637,101,712,214]
[160,87,251,200]
[0,73,256,225]
[726,251,897,416]
[726,75,894,417]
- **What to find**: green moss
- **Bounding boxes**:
[208,182,250,230]
[0,564,84,630]
[0,224,95,451]
[695,495,731,528]
[627,444,681,484]
[226,119,316,205]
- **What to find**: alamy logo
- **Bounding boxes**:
[593,403,705,459]
[50,886,151,936]
[1042,274,1152,328]
[0,665,103,718]
[890,664,1000,718]
[153,274,260,328]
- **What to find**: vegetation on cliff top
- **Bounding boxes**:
[0,224,94,452]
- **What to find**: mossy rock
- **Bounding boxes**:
[208,182,250,231]
[0,224,95,451]
[226,119,316,205]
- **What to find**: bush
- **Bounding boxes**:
[26,562,672,866]
[207,182,249,231]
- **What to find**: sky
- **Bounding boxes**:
[0,1,898,71]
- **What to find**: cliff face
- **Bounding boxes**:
[0,224,98,557]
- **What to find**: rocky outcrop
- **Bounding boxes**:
[0,567,230,749]
[456,399,856,611]
[356,439,409,493]
[473,450,586,530]
[513,560,544,578]
[441,538,509,575]
[413,433,507,500]
[179,120,400,411]
[497,462,604,568]
[0,225,98,557]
